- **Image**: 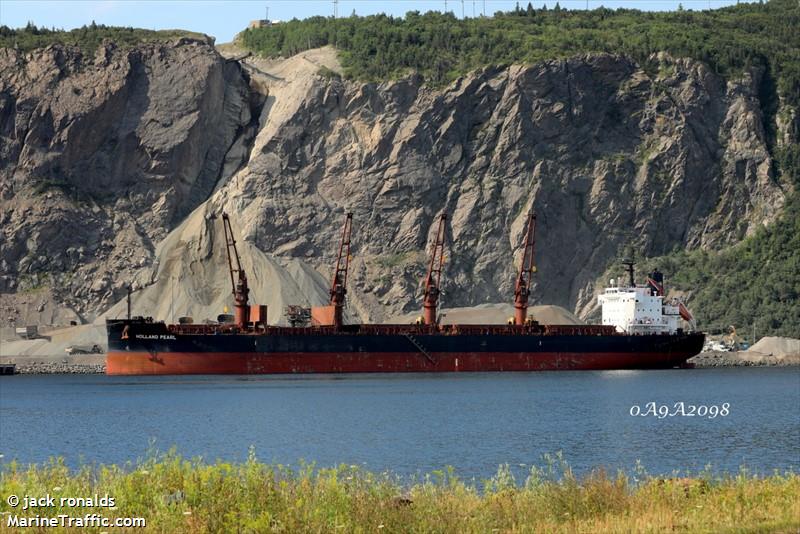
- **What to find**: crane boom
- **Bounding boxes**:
[221,212,250,328]
[513,212,537,326]
[330,212,353,328]
[423,213,448,326]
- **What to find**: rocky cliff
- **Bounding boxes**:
[0,38,259,323]
[0,40,793,326]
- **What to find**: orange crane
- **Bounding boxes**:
[513,212,537,326]
[221,212,250,328]
[423,213,448,326]
[330,212,353,328]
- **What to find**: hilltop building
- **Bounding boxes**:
[248,19,280,29]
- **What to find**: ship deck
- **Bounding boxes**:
[159,322,620,337]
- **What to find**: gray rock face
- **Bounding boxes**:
[0,39,256,320]
[0,44,793,324]
[217,52,789,322]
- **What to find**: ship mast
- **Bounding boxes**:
[622,258,636,287]
[329,212,353,328]
[221,212,250,328]
[423,213,448,326]
[513,212,537,326]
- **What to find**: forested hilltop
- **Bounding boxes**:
[0,22,206,53]
[240,0,799,104]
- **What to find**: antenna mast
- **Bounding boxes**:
[330,212,353,328]
[423,214,448,326]
[513,212,537,326]
[221,213,250,328]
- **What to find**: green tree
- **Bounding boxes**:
[237,0,799,108]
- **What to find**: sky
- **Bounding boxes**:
[1,0,751,44]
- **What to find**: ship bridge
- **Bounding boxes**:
[599,283,681,335]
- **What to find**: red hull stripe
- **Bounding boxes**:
[106,351,692,375]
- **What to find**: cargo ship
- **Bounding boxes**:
[106,212,704,375]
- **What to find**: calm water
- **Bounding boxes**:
[1,369,798,480]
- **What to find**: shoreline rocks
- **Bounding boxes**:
[688,351,800,368]
[13,362,105,374]
[1,352,106,374]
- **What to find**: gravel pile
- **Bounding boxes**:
[746,337,800,359]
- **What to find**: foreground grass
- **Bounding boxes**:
[1,452,797,533]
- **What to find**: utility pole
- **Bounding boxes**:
[333,0,338,18]
[462,0,465,18]
[445,0,448,12]
[483,0,486,16]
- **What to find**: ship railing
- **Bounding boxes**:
[167,324,242,335]
[163,322,619,337]
[625,323,674,335]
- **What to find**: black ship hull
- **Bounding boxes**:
[106,319,704,375]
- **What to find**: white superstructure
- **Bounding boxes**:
[598,269,691,335]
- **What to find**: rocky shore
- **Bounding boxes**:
[13,361,106,374]
[1,354,106,374]
[688,351,800,368]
